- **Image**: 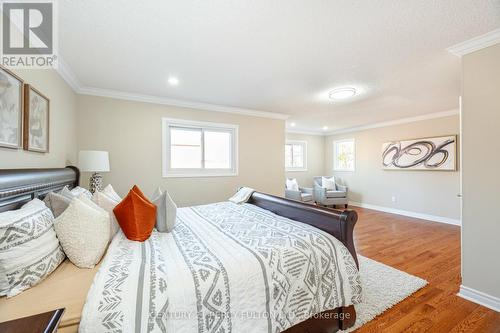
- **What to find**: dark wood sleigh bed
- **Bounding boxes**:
[0,166,358,332]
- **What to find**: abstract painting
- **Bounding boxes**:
[0,66,24,149]
[382,135,457,171]
[24,85,49,153]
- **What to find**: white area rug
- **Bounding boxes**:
[340,255,428,332]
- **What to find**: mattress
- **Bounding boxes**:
[80,202,362,332]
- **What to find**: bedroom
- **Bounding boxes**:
[0,1,499,332]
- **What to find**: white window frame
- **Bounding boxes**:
[162,118,238,178]
[285,140,307,172]
[333,138,356,172]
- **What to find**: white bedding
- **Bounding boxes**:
[79,202,362,333]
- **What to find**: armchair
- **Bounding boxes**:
[285,179,314,204]
[313,176,348,208]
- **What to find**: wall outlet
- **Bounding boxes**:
[391,196,397,203]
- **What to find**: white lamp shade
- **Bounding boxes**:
[78,151,110,172]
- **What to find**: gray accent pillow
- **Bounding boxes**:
[152,187,177,233]
[44,192,72,217]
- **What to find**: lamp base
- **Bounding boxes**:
[89,172,103,194]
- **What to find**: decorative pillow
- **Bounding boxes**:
[152,187,177,233]
[113,185,157,242]
[286,178,299,191]
[43,192,72,217]
[54,198,110,268]
[59,185,74,200]
[322,176,336,190]
[59,185,92,200]
[0,199,65,297]
[101,184,121,202]
[92,191,121,240]
[70,186,92,199]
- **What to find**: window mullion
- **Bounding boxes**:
[201,128,205,170]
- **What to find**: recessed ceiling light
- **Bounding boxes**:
[290,122,296,127]
[323,126,329,131]
[329,87,356,100]
[168,76,179,86]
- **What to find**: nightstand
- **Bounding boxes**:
[0,308,65,333]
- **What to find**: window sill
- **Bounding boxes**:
[162,172,238,178]
[286,168,308,172]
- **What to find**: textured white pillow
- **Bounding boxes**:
[70,186,92,199]
[54,198,110,268]
[286,178,299,191]
[59,185,92,200]
[101,184,121,202]
[92,191,120,239]
[152,187,177,233]
[322,176,336,190]
[0,199,65,297]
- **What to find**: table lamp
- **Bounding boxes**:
[78,150,110,193]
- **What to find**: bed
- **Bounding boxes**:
[0,167,361,332]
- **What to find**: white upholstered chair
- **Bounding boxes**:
[284,178,314,204]
[313,176,348,208]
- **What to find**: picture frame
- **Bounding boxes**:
[23,84,50,153]
[382,135,457,171]
[0,65,24,149]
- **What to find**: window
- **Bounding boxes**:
[333,139,355,171]
[285,140,307,171]
[162,118,238,177]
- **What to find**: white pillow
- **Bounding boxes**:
[59,185,92,200]
[322,176,336,190]
[0,199,65,297]
[152,187,177,233]
[54,198,110,268]
[286,178,299,191]
[101,184,121,202]
[92,191,120,239]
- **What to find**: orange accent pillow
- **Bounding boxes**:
[113,185,157,242]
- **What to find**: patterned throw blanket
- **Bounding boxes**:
[80,202,362,333]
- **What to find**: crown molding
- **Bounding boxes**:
[55,56,82,92]
[77,86,289,120]
[325,109,459,136]
[447,28,500,57]
[55,57,289,120]
[286,129,326,136]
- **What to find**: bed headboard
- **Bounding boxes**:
[248,191,359,268]
[0,166,79,213]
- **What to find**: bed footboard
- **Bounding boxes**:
[248,192,359,332]
[248,191,359,268]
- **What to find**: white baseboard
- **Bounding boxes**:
[348,201,461,226]
[458,285,500,312]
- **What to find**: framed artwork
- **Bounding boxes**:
[0,65,24,149]
[23,84,50,153]
[382,135,457,171]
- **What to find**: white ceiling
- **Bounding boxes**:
[59,0,500,133]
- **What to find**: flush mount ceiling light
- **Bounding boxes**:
[167,76,179,86]
[328,87,356,100]
[323,126,329,131]
[290,122,296,127]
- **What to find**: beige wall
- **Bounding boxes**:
[462,43,500,299]
[0,69,77,168]
[76,95,285,207]
[285,133,325,187]
[325,115,461,221]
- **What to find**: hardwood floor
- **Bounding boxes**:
[351,207,500,333]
